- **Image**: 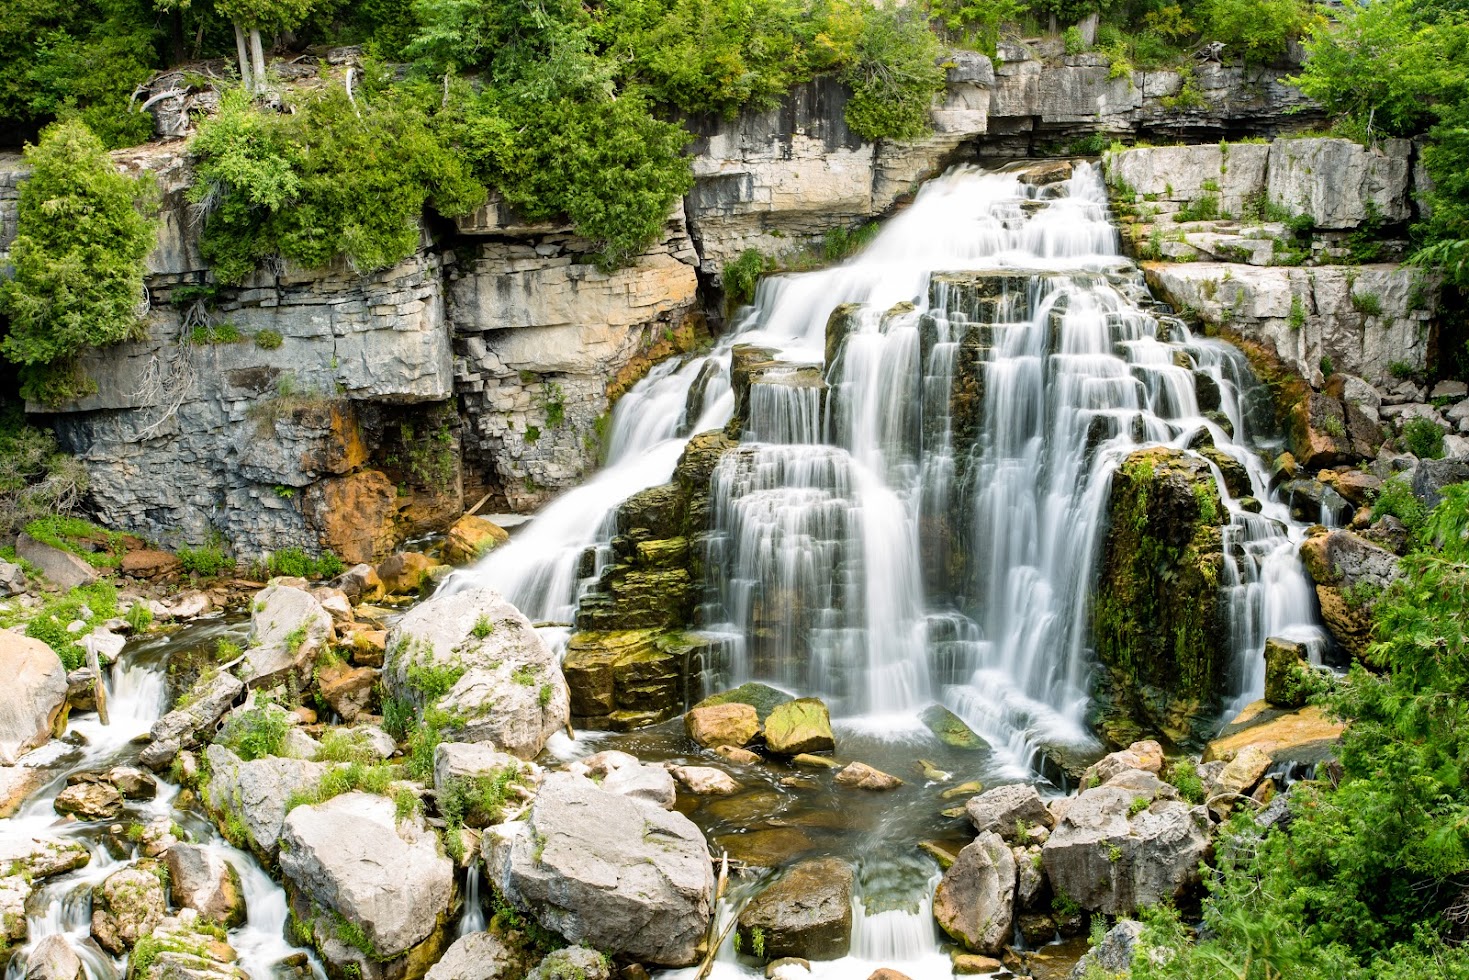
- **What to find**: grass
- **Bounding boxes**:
[218,702,290,761]
[23,515,126,568]
[7,579,121,669]
[177,543,235,577]
[1402,417,1446,459]
[266,547,346,580]
[284,761,399,812]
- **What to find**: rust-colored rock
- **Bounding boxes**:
[685,702,760,748]
[305,469,400,565]
[376,551,437,596]
[121,550,181,580]
[441,514,510,565]
[316,663,378,722]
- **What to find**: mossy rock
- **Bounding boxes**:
[919,705,990,752]
[764,698,835,755]
[694,682,794,723]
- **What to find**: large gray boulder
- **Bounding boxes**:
[140,669,244,770]
[1042,786,1211,916]
[91,864,167,953]
[0,633,69,765]
[279,792,454,964]
[736,856,854,961]
[484,772,714,966]
[0,559,26,597]
[243,584,335,688]
[165,843,247,927]
[568,750,675,810]
[16,533,98,591]
[1068,920,1146,980]
[966,784,1054,841]
[203,744,330,858]
[425,932,529,980]
[932,832,1016,955]
[24,935,84,980]
[385,586,569,760]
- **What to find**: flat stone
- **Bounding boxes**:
[685,702,760,748]
[834,762,902,791]
[17,533,99,591]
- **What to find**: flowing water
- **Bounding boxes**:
[1,620,328,980]
[453,162,1329,977]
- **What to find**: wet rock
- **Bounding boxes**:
[1264,637,1311,708]
[792,753,839,769]
[242,584,334,689]
[314,662,377,722]
[692,683,793,722]
[376,551,439,595]
[569,750,676,810]
[1068,920,1145,979]
[280,792,454,963]
[54,781,123,820]
[24,935,84,980]
[1205,701,1347,768]
[764,699,835,755]
[563,629,686,729]
[0,837,91,879]
[951,953,1003,975]
[919,705,990,752]
[714,744,761,765]
[484,772,714,966]
[1014,846,1046,908]
[424,931,529,980]
[0,766,47,817]
[669,765,741,795]
[0,634,69,765]
[737,857,855,961]
[965,784,1054,840]
[140,667,243,775]
[385,586,569,760]
[91,863,167,953]
[933,831,1016,954]
[202,744,330,859]
[1091,449,1228,748]
[165,843,247,927]
[329,564,386,604]
[108,765,158,800]
[685,702,761,748]
[17,533,98,591]
[1041,786,1210,915]
[866,971,914,980]
[442,515,511,565]
[834,762,903,791]
[527,946,612,980]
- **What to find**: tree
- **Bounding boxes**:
[0,119,158,404]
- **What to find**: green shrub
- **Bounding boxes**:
[266,547,346,580]
[838,2,945,143]
[1401,417,1446,459]
[20,580,120,669]
[1371,475,1427,535]
[0,119,158,404]
[254,329,284,351]
[0,408,89,538]
[724,249,770,309]
[218,702,291,761]
[1196,0,1314,66]
[177,544,235,577]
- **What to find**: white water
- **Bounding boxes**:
[1,626,327,980]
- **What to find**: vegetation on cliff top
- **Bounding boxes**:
[1132,485,1469,978]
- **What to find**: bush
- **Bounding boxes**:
[20,580,120,669]
[1196,0,1315,66]
[1401,417,1446,459]
[266,547,346,580]
[724,249,770,309]
[0,407,88,538]
[1371,475,1426,535]
[838,2,946,143]
[254,329,284,350]
[177,544,235,577]
[218,702,291,761]
[0,119,158,403]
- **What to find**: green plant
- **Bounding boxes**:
[1175,195,1221,223]
[218,702,290,761]
[254,329,284,351]
[1289,295,1307,331]
[177,544,235,577]
[724,250,769,309]
[541,382,566,429]
[1351,291,1385,316]
[0,119,158,404]
[20,580,120,669]
[471,616,494,639]
[1166,759,1205,805]
[1389,361,1416,381]
[1127,796,1150,817]
[22,515,126,568]
[266,547,346,580]
[1402,417,1446,459]
[1320,355,1335,377]
[1371,475,1427,536]
[1063,25,1086,53]
[0,407,90,539]
[125,601,153,633]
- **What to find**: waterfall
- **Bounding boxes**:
[457,863,486,936]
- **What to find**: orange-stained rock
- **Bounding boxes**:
[305,470,400,565]
[442,514,510,565]
[121,550,182,580]
[376,551,437,596]
[1204,701,1346,766]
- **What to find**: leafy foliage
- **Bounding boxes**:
[0,119,157,404]
[0,407,89,538]
[1133,485,1469,980]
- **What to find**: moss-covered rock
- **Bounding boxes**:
[764,698,835,755]
[1089,447,1228,750]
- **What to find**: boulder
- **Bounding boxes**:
[1081,740,1165,787]
[17,532,99,591]
[736,857,855,961]
[384,586,569,760]
[568,750,676,810]
[484,772,714,966]
[919,704,990,752]
[442,514,510,565]
[0,766,47,817]
[279,792,454,962]
[24,935,84,980]
[0,836,91,879]
[140,669,244,770]
[1213,745,1273,800]
[0,559,26,596]
[329,564,386,604]
[1299,529,1402,661]
[685,702,760,748]
[933,832,1016,955]
[526,947,612,980]
[315,662,378,722]
[108,765,158,799]
[121,549,182,580]
[1205,701,1347,768]
[377,552,438,595]
[714,744,761,765]
[243,584,334,689]
[965,784,1054,840]
[1068,920,1145,980]
[425,931,529,980]
[764,699,835,755]
[669,765,741,795]
[91,863,167,953]
[1041,787,1210,915]
[0,634,69,765]
[834,762,903,791]
[127,910,248,980]
[53,781,123,820]
[692,683,792,722]
[202,744,330,858]
[165,843,247,927]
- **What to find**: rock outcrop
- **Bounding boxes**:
[1090,448,1228,748]
[91,864,167,953]
[736,857,855,961]
[202,744,330,858]
[1298,528,1403,661]
[140,670,244,770]
[165,844,247,928]
[243,583,335,688]
[484,772,715,967]
[933,832,1017,955]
